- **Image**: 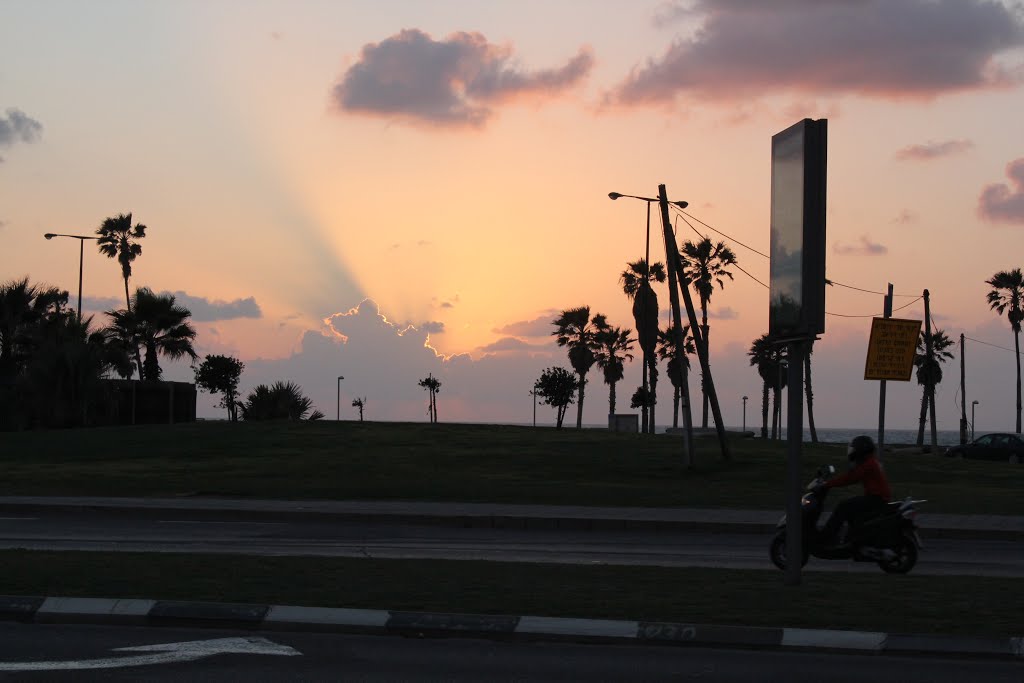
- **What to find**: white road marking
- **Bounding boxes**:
[0,517,38,521]
[0,636,300,671]
[157,520,286,526]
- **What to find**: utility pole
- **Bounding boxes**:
[657,184,731,461]
[960,333,967,445]
[877,284,893,453]
[923,290,938,454]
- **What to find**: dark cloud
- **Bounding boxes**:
[0,108,42,152]
[476,337,550,354]
[896,139,974,161]
[82,292,262,321]
[978,158,1024,224]
[332,29,594,128]
[492,310,559,338]
[610,0,1024,105]
[420,321,445,334]
[709,307,739,320]
[834,236,888,255]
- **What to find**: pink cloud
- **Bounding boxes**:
[978,158,1024,225]
[896,139,974,161]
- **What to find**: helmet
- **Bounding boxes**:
[847,435,876,463]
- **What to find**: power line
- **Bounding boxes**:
[672,207,770,258]
[965,335,1024,356]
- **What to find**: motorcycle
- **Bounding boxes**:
[769,465,926,574]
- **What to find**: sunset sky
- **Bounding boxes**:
[3,0,1024,433]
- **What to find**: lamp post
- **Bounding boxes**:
[43,232,100,323]
[608,192,688,435]
[742,395,748,433]
[337,375,344,421]
[971,400,979,440]
[530,388,537,427]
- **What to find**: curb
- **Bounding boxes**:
[0,499,1018,542]
[2,596,1021,660]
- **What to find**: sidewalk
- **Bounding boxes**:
[0,496,1021,540]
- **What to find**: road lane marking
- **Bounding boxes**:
[0,517,38,521]
[0,637,300,671]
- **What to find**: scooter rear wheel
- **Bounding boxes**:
[878,533,918,574]
[770,531,809,570]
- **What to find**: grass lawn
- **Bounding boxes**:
[2,421,1022,514]
[3,550,1018,637]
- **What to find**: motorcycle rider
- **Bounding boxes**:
[817,435,892,548]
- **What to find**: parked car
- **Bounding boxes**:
[946,433,1024,463]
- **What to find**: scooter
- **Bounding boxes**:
[769,465,925,574]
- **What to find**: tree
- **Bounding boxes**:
[552,307,600,429]
[656,324,695,429]
[0,277,67,380]
[240,381,323,420]
[534,366,577,429]
[105,288,197,381]
[680,237,737,428]
[620,260,666,433]
[748,334,787,440]
[418,374,441,423]
[986,268,1024,433]
[352,397,366,421]
[914,330,955,446]
[195,354,245,422]
[591,314,634,417]
[96,213,147,377]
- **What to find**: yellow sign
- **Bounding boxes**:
[864,318,921,381]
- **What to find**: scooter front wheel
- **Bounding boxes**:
[770,531,809,570]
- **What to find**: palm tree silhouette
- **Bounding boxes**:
[620,259,666,433]
[0,278,67,380]
[680,237,737,428]
[986,268,1024,433]
[418,375,441,423]
[96,213,147,377]
[914,329,955,446]
[592,314,634,417]
[748,334,787,439]
[656,324,694,429]
[552,307,599,429]
[105,288,196,381]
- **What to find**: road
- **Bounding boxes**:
[0,623,1020,682]
[0,509,1021,575]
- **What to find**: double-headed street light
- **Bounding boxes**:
[971,400,979,440]
[742,395,749,433]
[43,232,100,323]
[337,375,345,421]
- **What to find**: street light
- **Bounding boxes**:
[529,388,538,428]
[971,400,979,440]
[609,192,689,435]
[337,375,345,421]
[742,395,748,433]
[43,232,100,323]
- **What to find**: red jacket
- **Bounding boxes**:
[825,456,892,502]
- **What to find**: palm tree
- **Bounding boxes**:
[418,374,441,423]
[986,268,1024,433]
[656,324,695,428]
[0,278,67,379]
[105,288,196,382]
[240,381,322,420]
[914,330,955,446]
[748,334,787,439]
[620,259,666,433]
[591,314,634,417]
[96,213,147,377]
[352,397,366,421]
[680,237,737,428]
[552,307,600,429]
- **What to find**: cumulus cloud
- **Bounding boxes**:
[81,291,262,322]
[834,235,888,255]
[0,108,42,161]
[420,321,445,334]
[332,29,594,128]
[979,158,1024,224]
[476,336,551,354]
[492,310,560,338]
[896,139,974,161]
[610,0,1024,106]
[709,306,739,320]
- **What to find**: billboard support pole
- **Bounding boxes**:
[877,283,893,453]
[785,338,805,586]
[924,289,938,453]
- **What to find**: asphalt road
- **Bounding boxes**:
[0,623,1020,682]
[0,509,1021,576]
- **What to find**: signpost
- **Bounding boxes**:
[864,318,921,381]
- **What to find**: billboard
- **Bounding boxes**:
[769,119,827,339]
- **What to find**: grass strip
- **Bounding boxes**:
[1,550,1017,636]
[3,422,1023,514]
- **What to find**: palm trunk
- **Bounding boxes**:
[761,382,769,438]
[916,387,928,446]
[124,277,144,381]
[1016,328,1021,433]
[641,352,648,433]
[576,373,585,429]
[804,351,818,443]
[771,388,779,439]
[673,386,680,428]
[701,304,709,429]
[648,359,657,434]
[433,390,438,423]
[609,380,616,416]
